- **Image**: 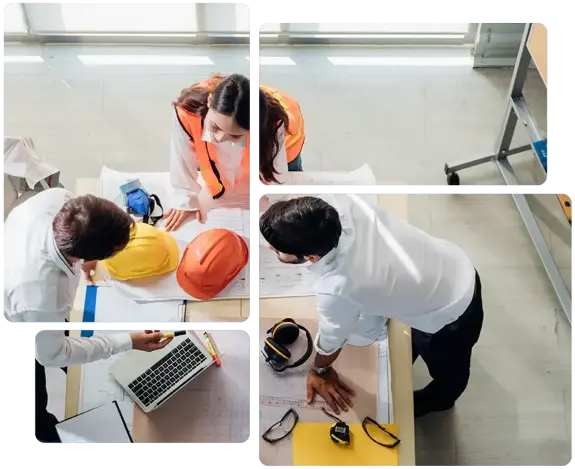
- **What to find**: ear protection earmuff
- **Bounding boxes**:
[262,318,313,372]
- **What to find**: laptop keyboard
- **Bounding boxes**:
[127,338,206,407]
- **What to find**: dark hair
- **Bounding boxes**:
[53,195,135,261]
[174,74,290,184]
[260,197,342,257]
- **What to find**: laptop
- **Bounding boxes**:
[110,331,214,413]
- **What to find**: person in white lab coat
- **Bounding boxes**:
[4,188,174,442]
[260,194,484,418]
[164,74,305,231]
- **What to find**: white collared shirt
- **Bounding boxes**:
[169,110,290,211]
[4,188,132,367]
[310,194,476,355]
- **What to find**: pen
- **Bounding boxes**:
[203,332,221,367]
[162,331,186,338]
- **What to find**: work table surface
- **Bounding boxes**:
[65,181,415,463]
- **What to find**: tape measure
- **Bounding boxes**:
[322,407,351,445]
[259,395,326,410]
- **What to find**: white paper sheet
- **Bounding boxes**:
[100,167,250,241]
[91,286,184,322]
[288,163,377,185]
[79,343,133,411]
[57,401,132,443]
[101,166,375,301]
[79,331,136,432]
[259,242,320,298]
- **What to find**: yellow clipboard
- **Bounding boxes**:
[293,422,400,466]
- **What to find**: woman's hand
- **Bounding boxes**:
[163,208,204,231]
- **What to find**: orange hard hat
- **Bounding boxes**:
[176,228,249,300]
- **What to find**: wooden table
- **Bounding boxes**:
[63,186,414,460]
[527,23,573,223]
[528,23,547,87]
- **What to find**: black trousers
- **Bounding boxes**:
[412,270,484,415]
[35,328,69,442]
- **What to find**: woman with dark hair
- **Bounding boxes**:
[164,73,305,231]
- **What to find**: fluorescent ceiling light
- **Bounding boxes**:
[307,33,465,40]
[41,32,197,38]
[4,55,44,63]
[78,55,214,65]
[327,56,473,66]
[259,56,296,66]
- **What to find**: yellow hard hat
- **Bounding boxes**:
[102,223,179,280]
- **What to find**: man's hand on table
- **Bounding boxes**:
[307,367,355,414]
[130,331,173,352]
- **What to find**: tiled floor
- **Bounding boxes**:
[7,45,569,464]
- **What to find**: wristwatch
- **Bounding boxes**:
[312,365,331,375]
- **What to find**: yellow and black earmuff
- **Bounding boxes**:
[262,318,313,372]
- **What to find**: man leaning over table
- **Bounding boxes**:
[259,194,484,419]
[4,188,173,442]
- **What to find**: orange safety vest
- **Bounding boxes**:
[175,79,304,198]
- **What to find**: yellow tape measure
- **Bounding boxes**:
[322,408,351,445]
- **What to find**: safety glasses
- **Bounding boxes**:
[262,408,299,443]
[362,416,401,448]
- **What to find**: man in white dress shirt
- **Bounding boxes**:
[4,188,173,442]
[260,194,484,418]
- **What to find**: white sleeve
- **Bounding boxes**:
[266,125,291,204]
[169,110,202,211]
[314,294,362,355]
[14,276,132,368]
[35,330,133,368]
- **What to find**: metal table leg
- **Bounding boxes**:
[444,23,569,324]
[496,160,571,325]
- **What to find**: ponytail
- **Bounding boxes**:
[173,74,229,119]
[260,89,290,184]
